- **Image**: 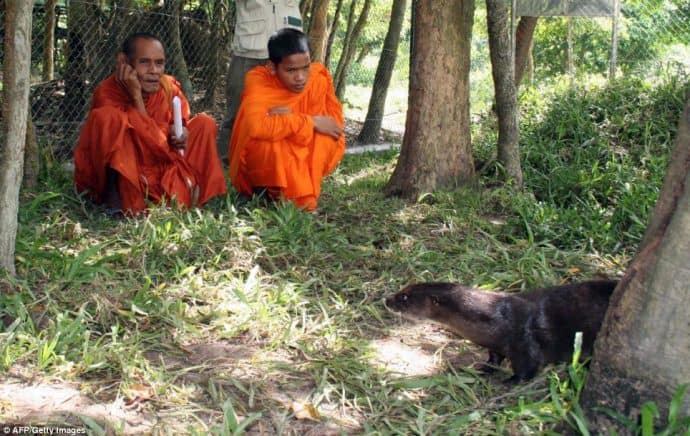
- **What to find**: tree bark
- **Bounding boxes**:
[301,0,314,29]
[325,0,345,67]
[102,0,134,85]
[356,0,407,145]
[527,39,534,86]
[566,16,574,82]
[581,96,690,432]
[308,0,330,63]
[1,0,32,276]
[514,15,538,89]
[23,118,39,191]
[200,0,227,109]
[163,0,194,100]
[486,0,522,187]
[609,0,620,81]
[333,0,373,99]
[42,0,58,81]
[385,0,475,199]
[62,0,89,121]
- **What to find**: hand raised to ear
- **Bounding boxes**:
[115,52,143,105]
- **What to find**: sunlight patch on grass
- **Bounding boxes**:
[368,336,439,376]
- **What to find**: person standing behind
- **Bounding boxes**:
[74,32,226,215]
[228,28,345,211]
[216,0,303,163]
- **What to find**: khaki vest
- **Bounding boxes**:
[233,0,303,59]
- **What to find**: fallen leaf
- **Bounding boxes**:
[291,401,320,421]
[125,384,153,407]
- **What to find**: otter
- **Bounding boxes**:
[385,280,617,382]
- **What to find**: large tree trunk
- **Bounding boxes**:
[581,96,690,432]
[356,0,407,145]
[200,0,227,109]
[23,118,40,191]
[163,0,193,99]
[385,0,475,199]
[0,0,32,276]
[486,0,522,187]
[62,0,89,121]
[527,39,534,85]
[308,0,330,63]
[101,0,134,85]
[514,16,538,88]
[42,0,57,81]
[333,0,373,99]
[325,0,345,67]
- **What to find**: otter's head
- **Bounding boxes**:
[385,282,461,323]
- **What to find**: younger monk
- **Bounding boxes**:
[74,32,226,215]
[228,28,345,211]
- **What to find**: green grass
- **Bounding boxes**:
[1,75,688,434]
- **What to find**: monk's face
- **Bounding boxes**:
[129,38,166,95]
[270,52,311,93]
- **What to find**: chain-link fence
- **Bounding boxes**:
[620,0,690,71]
[1,0,688,159]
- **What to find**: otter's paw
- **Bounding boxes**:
[504,374,528,384]
[472,362,499,374]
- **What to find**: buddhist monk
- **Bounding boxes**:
[74,32,226,215]
[228,28,345,211]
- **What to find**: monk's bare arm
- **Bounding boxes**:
[312,115,342,139]
[246,106,314,142]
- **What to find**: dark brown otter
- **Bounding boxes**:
[385,280,617,382]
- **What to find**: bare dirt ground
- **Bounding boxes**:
[0,323,495,434]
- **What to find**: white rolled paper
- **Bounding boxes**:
[172,96,184,156]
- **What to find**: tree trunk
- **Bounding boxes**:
[23,118,39,191]
[325,0,345,67]
[514,15,538,88]
[163,0,193,99]
[201,0,226,109]
[301,0,314,29]
[101,0,134,85]
[355,44,371,64]
[63,0,89,121]
[527,39,534,86]
[385,0,475,199]
[42,0,57,81]
[308,0,330,63]
[356,0,407,145]
[566,16,574,82]
[486,0,522,187]
[0,0,32,276]
[87,2,114,87]
[581,96,690,432]
[333,0,373,99]
[609,0,620,81]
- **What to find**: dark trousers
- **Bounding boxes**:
[217,55,267,161]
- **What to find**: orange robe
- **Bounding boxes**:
[74,75,226,214]
[228,63,345,210]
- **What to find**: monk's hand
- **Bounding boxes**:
[169,124,188,152]
[268,106,292,115]
[116,55,144,106]
[312,115,343,139]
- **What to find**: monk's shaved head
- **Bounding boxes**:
[122,32,163,59]
[268,28,310,65]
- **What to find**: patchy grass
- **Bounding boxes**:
[1,75,687,434]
